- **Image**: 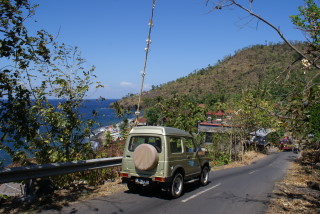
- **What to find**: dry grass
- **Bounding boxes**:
[57,178,127,202]
[267,151,320,214]
[212,150,267,171]
[119,43,305,108]
[0,178,127,214]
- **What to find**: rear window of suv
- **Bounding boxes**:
[128,136,162,153]
[169,137,183,153]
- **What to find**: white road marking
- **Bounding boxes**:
[181,183,222,203]
[248,170,258,174]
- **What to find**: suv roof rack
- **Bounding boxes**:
[130,126,191,137]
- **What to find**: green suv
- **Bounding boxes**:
[120,126,211,198]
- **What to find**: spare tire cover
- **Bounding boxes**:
[133,144,159,171]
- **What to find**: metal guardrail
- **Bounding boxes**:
[0,157,123,184]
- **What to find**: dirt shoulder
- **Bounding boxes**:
[212,150,267,171]
[0,178,127,214]
[267,150,320,214]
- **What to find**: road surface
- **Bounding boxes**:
[41,151,297,214]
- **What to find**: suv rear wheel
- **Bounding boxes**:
[167,172,184,199]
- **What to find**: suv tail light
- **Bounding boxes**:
[120,172,129,177]
[153,177,165,182]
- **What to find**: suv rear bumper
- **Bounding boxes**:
[121,175,171,184]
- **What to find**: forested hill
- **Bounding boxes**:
[118,42,305,107]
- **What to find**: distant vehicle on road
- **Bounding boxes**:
[279,137,293,151]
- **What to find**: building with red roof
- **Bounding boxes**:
[206,110,215,115]
[137,117,147,126]
[214,110,225,116]
[198,109,234,143]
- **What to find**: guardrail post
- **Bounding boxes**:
[22,177,55,201]
[23,179,35,203]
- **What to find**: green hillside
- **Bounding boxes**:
[118,42,307,108]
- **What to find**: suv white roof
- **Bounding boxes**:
[130,126,191,137]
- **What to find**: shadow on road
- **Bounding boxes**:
[123,181,211,200]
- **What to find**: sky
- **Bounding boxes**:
[27,0,306,99]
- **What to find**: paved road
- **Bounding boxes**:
[41,151,298,214]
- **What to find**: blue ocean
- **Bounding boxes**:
[0,99,125,167]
